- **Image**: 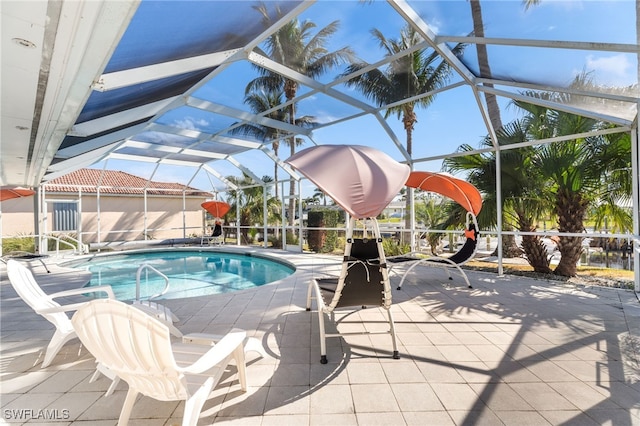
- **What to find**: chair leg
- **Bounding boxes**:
[318,310,328,364]
[233,345,247,391]
[42,329,75,368]
[182,381,214,426]
[119,388,139,425]
[104,377,120,397]
[305,280,314,311]
[91,362,120,396]
[244,337,267,359]
[386,309,400,360]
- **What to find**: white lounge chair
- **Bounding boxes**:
[71,298,248,426]
[6,259,189,397]
[306,217,399,364]
[5,259,115,368]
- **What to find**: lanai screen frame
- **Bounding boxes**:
[3,0,638,291]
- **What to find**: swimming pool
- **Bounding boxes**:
[65,249,295,301]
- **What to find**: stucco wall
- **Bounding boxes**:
[1,194,207,244]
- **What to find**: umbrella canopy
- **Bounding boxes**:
[405,171,482,216]
[0,187,35,202]
[286,145,410,219]
[201,200,231,218]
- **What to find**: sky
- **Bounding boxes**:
[89,0,638,199]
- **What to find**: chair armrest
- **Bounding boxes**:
[49,285,115,300]
[37,286,115,315]
[182,332,223,345]
[38,302,89,314]
[181,329,246,375]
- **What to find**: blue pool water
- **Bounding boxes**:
[66,250,295,301]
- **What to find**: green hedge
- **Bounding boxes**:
[307,209,340,253]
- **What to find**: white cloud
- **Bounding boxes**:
[174,116,210,130]
[586,54,632,81]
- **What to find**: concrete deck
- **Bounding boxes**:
[1,249,639,425]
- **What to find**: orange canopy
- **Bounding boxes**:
[406,171,482,216]
[0,187,35,202]
[201,200,231,217]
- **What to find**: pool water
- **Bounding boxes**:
[67,250,295,301]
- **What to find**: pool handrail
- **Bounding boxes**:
[134,263,178,324]
[135,262,170,302]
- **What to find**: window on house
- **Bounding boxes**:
[53,202,78,232]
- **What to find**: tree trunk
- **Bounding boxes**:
[288,139,296,227]
[286,81,298,228]
[403,109,416,245]
[493,231,522,258]
[554,188,588,277]
[273,141,279,199]
[469,0,503,131]
[517,213,552,274]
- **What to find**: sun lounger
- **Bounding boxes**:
[390,223,478,290]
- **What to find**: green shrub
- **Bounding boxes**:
[307,209,340,253]
[2,235,36,254]
[382,238,410,256]
[268,231,299,249]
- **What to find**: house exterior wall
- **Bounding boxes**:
[0,197,36,235]
[1,193,207,244]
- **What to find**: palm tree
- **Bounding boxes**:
[468,0,502,131]
[468,0,540,131]
[513,79,631,276]
[590,130,633,234]
[229,89,316,198]
[340,25,464,240]
[248,2,354,225]
[444,120,553,273]
[313,187,327,206]
[415,196,449,255]
[225,174,281,244]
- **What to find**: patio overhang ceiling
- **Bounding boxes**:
[1,0,637,189]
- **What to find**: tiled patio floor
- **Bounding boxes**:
[1,249,639,425]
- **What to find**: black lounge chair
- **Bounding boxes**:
[202,222,224,245]
[390,216,479,290]
[306,217,399,364]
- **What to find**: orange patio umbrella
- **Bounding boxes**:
[0,187,35,202]
[201,200,231,218]
[406,171,482,216]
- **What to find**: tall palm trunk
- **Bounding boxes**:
[402,108,417,244]
[286,79,298,228]
[470,0,502,130]
[554,188,588,276]
[273,141,279,199]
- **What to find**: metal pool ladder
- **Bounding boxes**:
[133,263,179,324]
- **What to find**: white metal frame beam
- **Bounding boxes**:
[55,122,148,158]
[120,141,228,160]
[185,96,313,136]
[436,35,638,53]
[92,49,243,91]
[69,96,180,136]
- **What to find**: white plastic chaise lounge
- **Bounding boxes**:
[5,259,116,368]
[71,298,248,426]
[306,217,399,364]
[6,259,177,395]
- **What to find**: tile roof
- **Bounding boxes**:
[44,169,212,197]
